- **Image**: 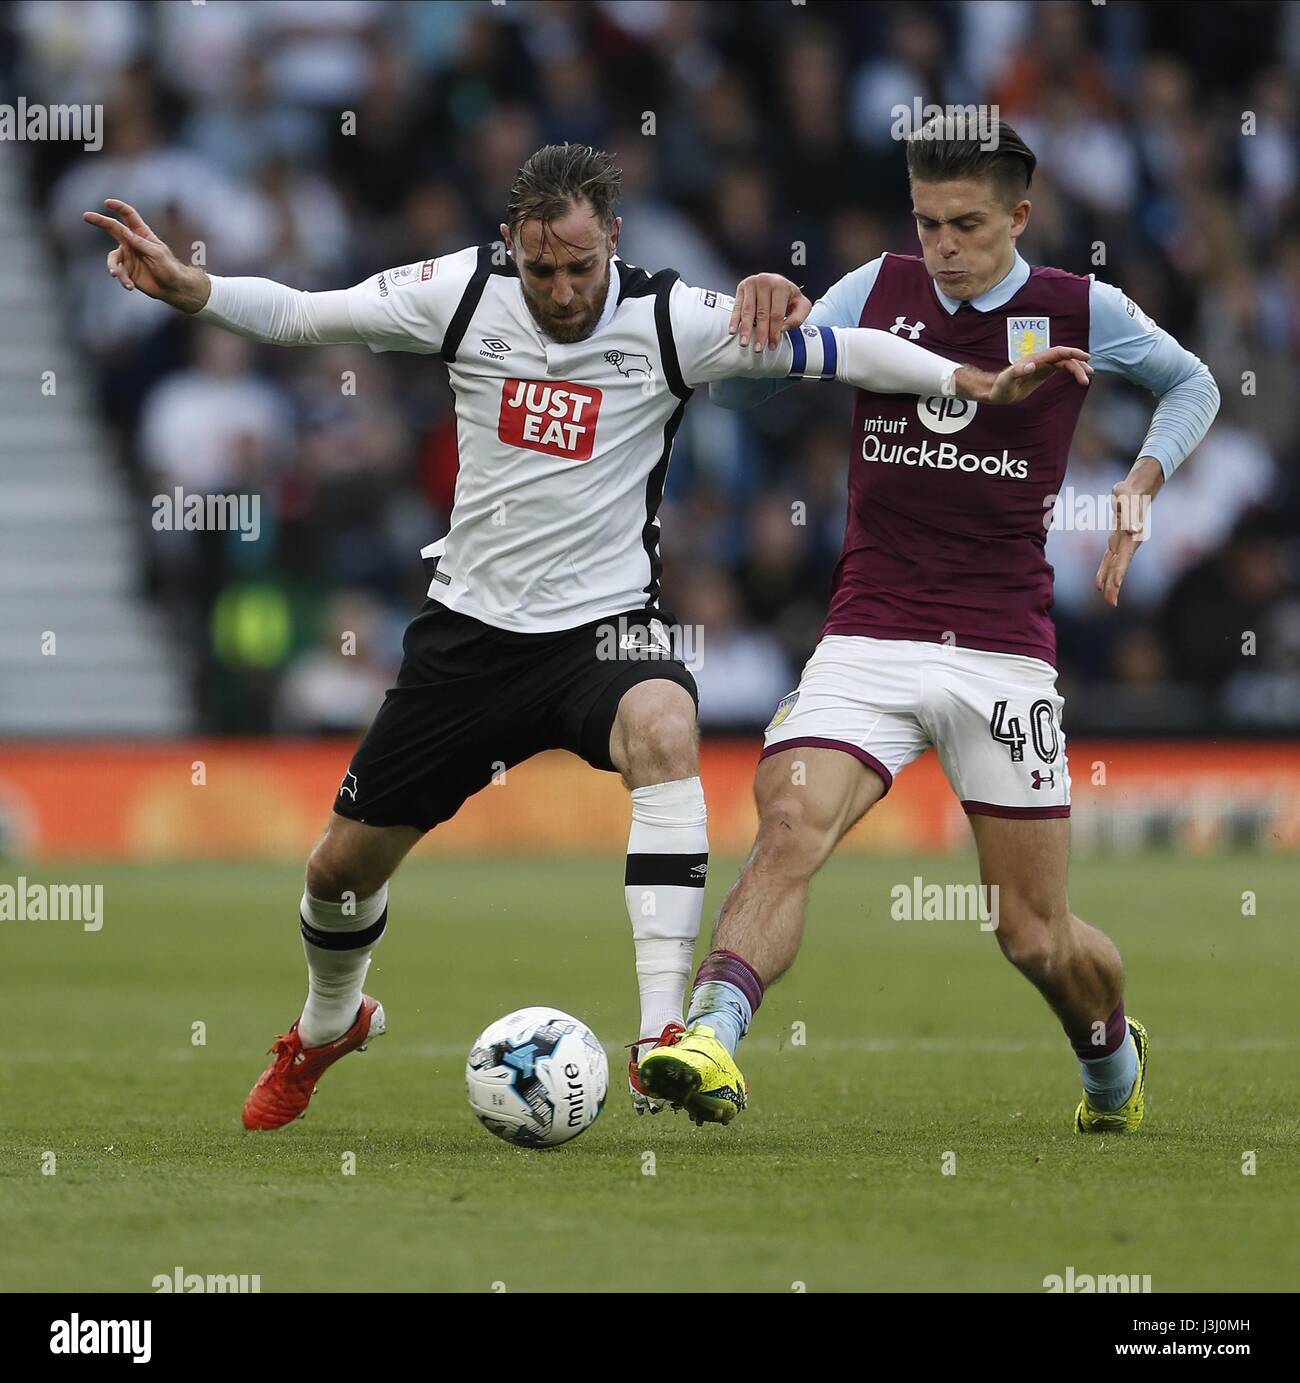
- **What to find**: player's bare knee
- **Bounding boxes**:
[620,707,698,784]
[752,793,831,877]
[305,843,385,904]
[304,847,345,902]
[650,713,698,774]
[993,902,1061,979]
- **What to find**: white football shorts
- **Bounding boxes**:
[761,636,1070,818]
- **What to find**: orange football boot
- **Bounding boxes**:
[242,996,385,1130]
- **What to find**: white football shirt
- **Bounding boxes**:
[340,246,815,631]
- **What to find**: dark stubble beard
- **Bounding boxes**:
[523,260,611,344]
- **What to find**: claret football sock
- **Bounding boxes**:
[686,949,765,1055]
[1074,1000,1139,1111]
[625,776,708,1046]
[297,885,389,1047]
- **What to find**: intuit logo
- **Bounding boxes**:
[50,1315,151,1363]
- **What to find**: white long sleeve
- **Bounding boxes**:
[831,327,958,398]
[673,280,959,398]
[195,274,361,346]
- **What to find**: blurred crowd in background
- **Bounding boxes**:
[7,0,1300,734]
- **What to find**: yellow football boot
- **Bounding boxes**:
[637,1023,748,1126]
[1075,1017,1148,1133]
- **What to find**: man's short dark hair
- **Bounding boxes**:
[507,143,621,241]
[905,118,1036,206]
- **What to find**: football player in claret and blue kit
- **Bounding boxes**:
[640,119,1220,1132]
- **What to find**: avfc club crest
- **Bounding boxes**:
[766,691,799,732]
[1007,315,1051,362]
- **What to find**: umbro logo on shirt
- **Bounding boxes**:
[479,337,512,360]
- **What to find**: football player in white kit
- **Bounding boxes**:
[85,144,1086,1131]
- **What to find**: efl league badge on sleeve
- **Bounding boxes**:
[388,262,426,289]
[1122,294,1158,332]
[1007,316,1050,362]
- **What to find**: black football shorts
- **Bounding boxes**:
[332,598,698,832]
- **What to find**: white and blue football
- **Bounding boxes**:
[466,1007,608,1147]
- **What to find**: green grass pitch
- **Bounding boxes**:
[2,851,1297,1293]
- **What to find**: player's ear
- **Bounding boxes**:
[609,215,622,256]
[500,222,513,257]
[1009,199,1031,241]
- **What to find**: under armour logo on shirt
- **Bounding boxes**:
[890,317,926,340]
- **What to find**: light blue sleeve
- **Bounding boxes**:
[1088,278,1221,479]
[708,257,885,410]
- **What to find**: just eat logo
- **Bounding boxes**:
[499,380,602,460]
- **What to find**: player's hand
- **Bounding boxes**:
[959,347,1092,404]
[728,273,813,350]
[82,199,211,313]
[1095,459,1163,608]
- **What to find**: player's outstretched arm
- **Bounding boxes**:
[687,310,968,398]
[679,289,1090,402]
[83,197,386,348]
[823,331,1091,401]
[83,198,211,312]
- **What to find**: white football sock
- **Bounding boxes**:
[297,885,388,1047]
[624,776,708,1050]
